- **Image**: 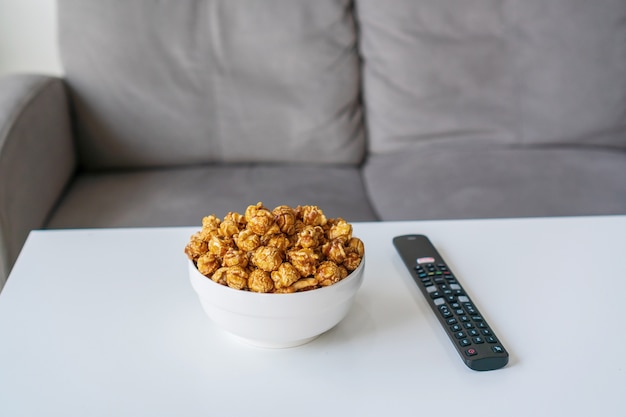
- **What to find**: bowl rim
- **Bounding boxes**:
[188,255,365,298]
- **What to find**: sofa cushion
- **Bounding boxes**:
[357,0,626,153]
[363,146,626,220]
[58,0,364,169]
[46,164,378,229]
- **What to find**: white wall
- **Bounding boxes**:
[0,0,63,77]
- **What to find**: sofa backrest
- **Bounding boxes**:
[58,0,364,169]
[357,0,626,154]
[60,0,626,169]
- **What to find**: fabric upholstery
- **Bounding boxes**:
[46,164,378,229]
[357,0,626,154]
[58,0,364,169]
[0,75,75,287]
[364,146,626,220]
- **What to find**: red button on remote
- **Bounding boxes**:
[465,348,478,356]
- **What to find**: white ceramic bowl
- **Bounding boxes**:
[188,257,365,348]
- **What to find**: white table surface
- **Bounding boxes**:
[1,216,625,416]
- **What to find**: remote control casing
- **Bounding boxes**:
[393,234,509,371]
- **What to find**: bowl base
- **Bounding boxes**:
[229,333,320,349]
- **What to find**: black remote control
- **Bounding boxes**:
[393,234,509,371]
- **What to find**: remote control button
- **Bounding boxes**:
[459,339,471,347]
[441,311,453,319]
[434,298,446,306]
[465,348,478,356]
[446,318,457,325]
[482,329,492,336]
[457,295,469,303]
[438,305,453,318]
[471,315,483,322]
[486,336,497,343]
[430,291,443,299]
[417,257,435,265]
[455,331,466,339]
[463,322,474,329]
[469,329,479,337]
[460,315,470,322]
[472,337,485,344]
[450,284,461,290]
[426,286,437,293]
[464,303,477,315]
[492,346,505,354]
[450,324,462,332]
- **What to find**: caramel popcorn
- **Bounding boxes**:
[211,267,228,285]
[328,219,352,242]
[286,247,319,278]
[222,248,248,268]
[295,225,324,249]
[202,215,221,231]
[184,232,208,261]
[234,229,261,252]
[292,277,319,292]
[184,202,364,293]
[315,260,344,287]
[219,217,241,238]
[225,266,248,290]
[196,252,220,276]
[208,235,233,257]
[271,262,301,289]
[323,239,347,264]
[245,202,280,236]
[298,205,327,226]
[273,205,297,235]
[248,269,274,293]
[252,246,283,272]
[263,233,291,252]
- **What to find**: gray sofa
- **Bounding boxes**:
[1,0,625,291]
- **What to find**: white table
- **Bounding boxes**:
[1,216,625,416]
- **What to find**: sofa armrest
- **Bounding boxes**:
[0,74,75,291]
